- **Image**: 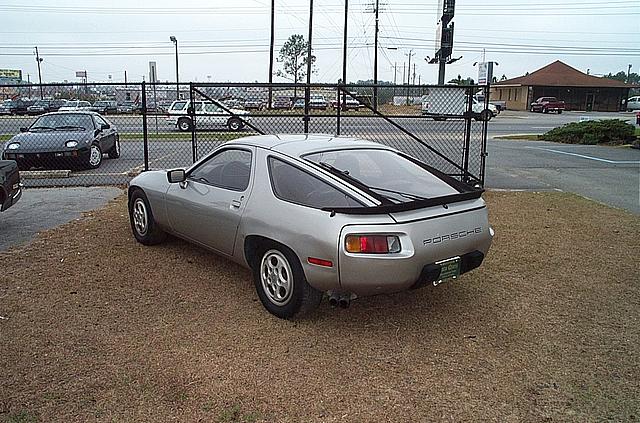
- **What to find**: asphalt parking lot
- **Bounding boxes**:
[0,186,121,251]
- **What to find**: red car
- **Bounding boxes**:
[530,97,565,114]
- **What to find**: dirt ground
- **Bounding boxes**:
[1,191,638,423]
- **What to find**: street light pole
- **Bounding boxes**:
[268,0,275,108]
[170,36,179,100]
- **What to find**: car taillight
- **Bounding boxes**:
[345,235,401,254]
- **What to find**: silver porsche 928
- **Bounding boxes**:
[128,134,493,319]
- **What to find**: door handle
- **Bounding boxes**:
[230,199,242,209]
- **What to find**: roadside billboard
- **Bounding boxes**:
[0,69,22,80]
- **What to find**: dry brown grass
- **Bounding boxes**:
[1,191,639,422]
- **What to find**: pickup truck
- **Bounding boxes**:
[530,97,565,114]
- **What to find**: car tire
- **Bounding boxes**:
[177,117,192,132]
[480,110,492,122]
[543,107,548,114]
[128,189,167,246]
[108,138,120,159]
[252,243,322,319]
[557,110,563,114]
[86,143,103,169]
[227,117,243,131]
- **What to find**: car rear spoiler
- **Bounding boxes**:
[322,188,484,215]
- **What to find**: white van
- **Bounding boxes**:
[421,87,497,121]
[626,96,640,111]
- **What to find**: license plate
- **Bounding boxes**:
[434,256,460,285]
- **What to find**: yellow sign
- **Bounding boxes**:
[0,69,22,79]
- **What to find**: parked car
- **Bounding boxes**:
[475,94,505,113]
[166,100,250,132]
[26,99,67,115]
[58,100,92,112]
[530,97,565,114]
[309,95,328,110]
[0,99,35,116]
[292,98,305,109]
[331,96,362,111]
[0,160,22,212]
[2,111,120,170]
[117,101,135,114]
[157,100,174,113]
[626,96,640,111]
[271,96,291,109]
[127,134,494,318]
[244,99,265,111]
[91,100,117,115]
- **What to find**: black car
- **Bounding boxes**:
[0,160,22,212]
[0,99,35,116]
[91,100,118,114]
[2,111,120,170]
[26,99,67,115]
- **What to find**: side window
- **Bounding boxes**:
[205,103,222,113]
[189,149,252,191]
[94,115,107,127]
[268,157,361,209]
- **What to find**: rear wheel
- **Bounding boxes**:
[252,244,322,319]
[557,110,563,114]
[227,117,243,131]
[177,117,192,132]
[543,107,548,114]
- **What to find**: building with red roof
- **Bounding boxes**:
[490,61,635,112]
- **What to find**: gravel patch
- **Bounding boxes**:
[0,191,638,422]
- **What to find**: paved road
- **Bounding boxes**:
[1,110,637,137]
[0,186,122,251]
[486,139,640,214]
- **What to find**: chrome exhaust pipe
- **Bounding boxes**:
[328,292,340,307]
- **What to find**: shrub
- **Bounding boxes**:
[541,119,636,145]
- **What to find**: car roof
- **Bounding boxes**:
[41,111,100,116]
[232,134,394,158]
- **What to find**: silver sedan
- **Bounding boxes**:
[128,135,493,318]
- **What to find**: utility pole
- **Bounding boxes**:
[170,36,179,100]
[391,62,398,99]
[268,0,275,108]
[27,74,31,98]
[372,0,380,110]
[628,64,633,84]
[304,0,314,133]
[35,46,43,99]
[124,70,128,86]
[406,49,414,105]
[341,0,349,110]
[412,63,416,85]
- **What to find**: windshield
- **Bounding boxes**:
[305,149,458,203]
[33,100,49,106]
[31,114,94,131]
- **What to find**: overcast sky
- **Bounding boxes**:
[1,0,639,85]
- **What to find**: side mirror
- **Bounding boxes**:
[20,127,28,132]
[101,123,110,130]
[167,168,186,183]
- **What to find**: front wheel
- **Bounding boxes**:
[557,110,563,114]
[108,138,120,159]
[128,189,167,245]
[542,107,548,114]
[253,245,322,319]
[86,143,103,169]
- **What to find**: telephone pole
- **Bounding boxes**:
[372,0,380,110]
[304,0,314,133]
[406,49,414,105]
[268,0,275,108]
[34,46,43,99]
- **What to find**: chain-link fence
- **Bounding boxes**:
[0,82,489,188]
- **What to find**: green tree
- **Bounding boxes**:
[276,34,316,97]
[447,74,475,86]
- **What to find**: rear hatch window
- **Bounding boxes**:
[304,149,458,204]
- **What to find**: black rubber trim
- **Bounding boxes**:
[321,189,484,215]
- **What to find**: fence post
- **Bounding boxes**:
[304,84,310,134]
[480,82,491,186]
[141,81,149,171]
[189,83,196,163]
[336,83,341,136]
[462,86,473,184]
